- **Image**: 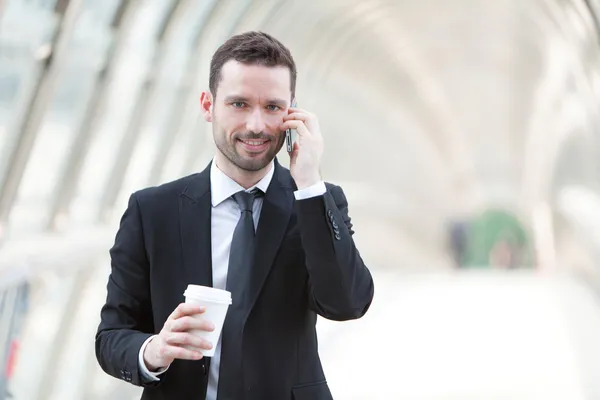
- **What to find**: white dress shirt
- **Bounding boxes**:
[138,159,326,399]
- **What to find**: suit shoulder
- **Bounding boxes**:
[324,182,344,194]
[134,173,200,203]
[324,182,340,191]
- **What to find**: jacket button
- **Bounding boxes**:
[327,210,333,218]
[335,234,341,240]
[332,220,339,229]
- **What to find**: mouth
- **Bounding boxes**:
[237,138,270,153]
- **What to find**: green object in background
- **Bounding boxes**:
[462,209,533,268]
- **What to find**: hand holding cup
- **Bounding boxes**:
[143,303,215,371]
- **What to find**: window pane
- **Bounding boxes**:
[82,0,121,26]
[70,0,176,224]
[0,4,58,190]
[7,5,112,237]
[114,0,233,204]
[116,0,218,203]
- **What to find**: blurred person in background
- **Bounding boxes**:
[448,220,469,267]
[95,31,374,400]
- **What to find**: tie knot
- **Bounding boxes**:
[233,190,260,212]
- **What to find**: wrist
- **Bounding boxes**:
[144,359,162,372]
[294,174,321,190]
[143,338,164,371]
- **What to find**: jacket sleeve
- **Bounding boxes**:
[94,193,162,387]
[295,183,374,320]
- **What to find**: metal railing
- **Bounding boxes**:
[0,226,113,400]
[0,282,28,399]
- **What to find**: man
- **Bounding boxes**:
[95,31,374,400]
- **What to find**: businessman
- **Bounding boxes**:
[95,31,374,400]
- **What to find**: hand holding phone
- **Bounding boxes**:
[280,101,324,189]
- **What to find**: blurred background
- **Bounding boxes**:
[2,0,600,398]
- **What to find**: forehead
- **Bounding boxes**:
[217,60,292,100]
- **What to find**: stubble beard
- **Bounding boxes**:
[213,127,283,172]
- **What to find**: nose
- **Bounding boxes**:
[246,108,266,134]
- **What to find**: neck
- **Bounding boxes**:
[214,153,273,189]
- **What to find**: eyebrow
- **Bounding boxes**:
[267,99,287,107]
[223,96,287,107]
[224,95,250,103]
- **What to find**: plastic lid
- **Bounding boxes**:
[184,285,232,304]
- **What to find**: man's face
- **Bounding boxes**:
[205,60,292,172]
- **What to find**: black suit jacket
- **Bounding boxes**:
[95,159,374,400]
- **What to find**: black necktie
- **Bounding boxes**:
[219,189,260,399]
[226,190,259,304]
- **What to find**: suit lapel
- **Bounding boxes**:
[243,160,294,321]
[179,163,213,288]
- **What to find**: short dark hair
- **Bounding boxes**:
[209,31,297,99]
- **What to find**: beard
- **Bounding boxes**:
[213,127,283,172]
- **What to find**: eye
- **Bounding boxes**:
[232,102,246,108]
[266,105,281,111]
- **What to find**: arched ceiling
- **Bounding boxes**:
[188,0,600,217]
[2,0,600,267]
[151,0,600,265]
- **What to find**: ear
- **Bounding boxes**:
[200,91,213,122]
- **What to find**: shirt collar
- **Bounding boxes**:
[210,159,274,207]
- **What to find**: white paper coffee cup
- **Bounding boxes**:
[183,285,232,357]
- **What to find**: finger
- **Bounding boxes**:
[282,112,309,122]
[288,107,311,116]
[164,332,214,351]
[170,316,215,333]
[280,120,310,137]
[159,344,204,361]
[168,303,206,321]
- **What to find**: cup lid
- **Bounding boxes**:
[184,285,231,303]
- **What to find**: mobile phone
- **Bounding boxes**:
[285,99,297,153]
